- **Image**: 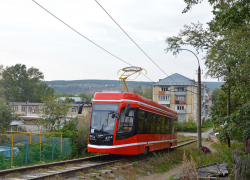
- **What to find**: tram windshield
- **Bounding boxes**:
[90,103,119,134]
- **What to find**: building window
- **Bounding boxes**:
[21,106,26,112]
[161,87,169,91]
[163,104,170,108]
[176,87,185,91]
[14,106,18,112]
[177,106,185,110]
[158,95,170,101]
[35,106,39,111]
[72,108,76,113]
[175,95,186,100]
[28,107,32,112]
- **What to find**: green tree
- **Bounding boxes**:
[78,93,93,102]
[62,114,90,158]
[165,0,250,148]
[1,64,54,102]
[39,95,70,130]
[211,88,221,102]
[142,86,153,100]
[57,93,76,97]
[0,98,14,142]
[133,85,143,96]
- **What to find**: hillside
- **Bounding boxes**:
[45,79,224,95]
[45,80,153,95]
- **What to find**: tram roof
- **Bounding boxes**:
[93,92,177,118]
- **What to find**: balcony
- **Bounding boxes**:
[175,100,186,104]
[159,91,170,95]
[176,110,186,113]
[175,91,187,95]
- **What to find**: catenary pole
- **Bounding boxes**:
[178,49,202,148]
[198,66,201,148]
[227,67,231,148]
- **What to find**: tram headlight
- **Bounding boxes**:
[89,134,96,139]
[105,135,113,140]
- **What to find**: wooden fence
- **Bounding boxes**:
[233,148,250,180]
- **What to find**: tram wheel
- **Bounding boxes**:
[144,147,149,155]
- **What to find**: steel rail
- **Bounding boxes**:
[172,140,197,149]
[0,154,112,177]
[25,159,121,180]
[0,140,197,179]
[177,139,196,143]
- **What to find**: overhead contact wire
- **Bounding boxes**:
[32,0,153,82]
[94,0,198,94]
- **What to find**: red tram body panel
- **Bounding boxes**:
[87,92,178,155]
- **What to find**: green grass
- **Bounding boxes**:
[190,142,244,169]
[177,119,213,133]
[177,134,192,141]
[112,142,197,179]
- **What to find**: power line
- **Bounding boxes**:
[32,0,153,82]
[94,0,198,95]
[32,0,198,95]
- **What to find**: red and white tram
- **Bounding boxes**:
[85,92,177,155]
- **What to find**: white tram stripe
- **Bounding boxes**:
[88,139,177,149]
[88,142,147,149]
[93,99,177,117]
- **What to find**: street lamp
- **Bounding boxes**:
[178,48,201,148]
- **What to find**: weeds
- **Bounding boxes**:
[89,168,101,174]
[6,172,22,178]
[49,166,66,170]
[177,134,191,141]
[182,151,198,179]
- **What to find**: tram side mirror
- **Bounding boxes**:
[125,104,131,116]
[78,104,83,114]
[112,113,120,120]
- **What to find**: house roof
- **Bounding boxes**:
[10,121,24,126]
[153,73,196,86]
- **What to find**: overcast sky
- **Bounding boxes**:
[0,0,217,82]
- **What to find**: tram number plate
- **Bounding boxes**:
[91,129,94,133]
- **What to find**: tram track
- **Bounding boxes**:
[1,139,197,180]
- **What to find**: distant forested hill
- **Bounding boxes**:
[45,79,224,95]
[45,80,153,95]
[203,82,224,94]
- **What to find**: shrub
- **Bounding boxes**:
[61,114,90,158]
[177,119,197,132]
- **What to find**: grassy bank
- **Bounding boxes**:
[105,143,197,180]
[177,119,213,133]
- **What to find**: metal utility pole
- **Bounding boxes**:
[227,67,231,148]
[198,66,202,148]
[178,48,202,148]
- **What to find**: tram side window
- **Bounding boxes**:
[138,110,145,134]
[148,113,155,134]
[159,116,165,134]
[155,115,160,134]
[117,108,134,133]
[144,112,150,134]
[174,120,178,134]
[170,118,175,134]
[165,117,170,134]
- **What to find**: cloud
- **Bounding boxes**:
[0,0,217,82]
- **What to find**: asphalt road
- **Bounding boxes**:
[178,128,214,139]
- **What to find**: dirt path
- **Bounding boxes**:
[202,141,216,153]
[137,141,216,180]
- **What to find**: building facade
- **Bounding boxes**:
[11,102,91,119]
[153,73,210,122]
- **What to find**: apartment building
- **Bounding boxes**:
[11,102,91,120]
[153,73,210,122]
